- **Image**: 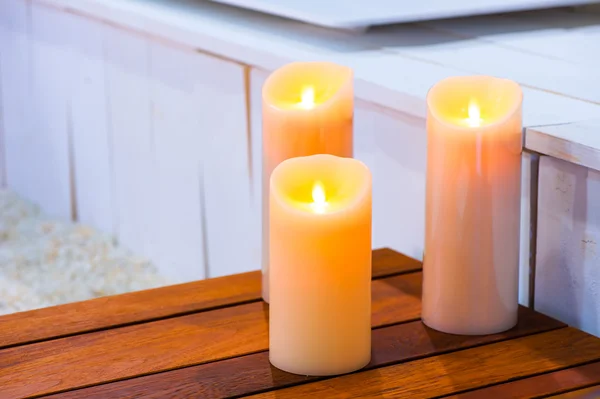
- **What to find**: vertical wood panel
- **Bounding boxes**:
[0,58,5,188]
[202,56,252,278]
[355,101,426,260]
[28,3,72,218]
[519,152,535,306]
[67,14,113,233]
[0,0,33,201]
[536,155,600,337]
[148,41,207,282]
[249,68,268,275]
[104,27,156,259]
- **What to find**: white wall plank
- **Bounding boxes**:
[0,0,33,200]
[202,59,252,278]
[519,152,536,306]
[354,101,426,260]
[148,42,207,282]
[104,27,156,260]
[0,58,5,188]
[249,68,268,274]
[67,14,113,233]
[536,155,600,337]
[27,3,72,218]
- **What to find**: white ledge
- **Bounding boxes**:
[527,119,600,171]
[35,0,600,169]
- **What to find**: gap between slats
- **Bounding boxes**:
[0,58,6,188]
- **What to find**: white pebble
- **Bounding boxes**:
[0,189,172,313]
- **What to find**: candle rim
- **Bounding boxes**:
[270,154,371,218]
[426,75,523,131]
[262,61,353,112]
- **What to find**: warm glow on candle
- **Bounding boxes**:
[466,100,482,127]
[424,75,523,336]
[269,154,372,376]
[310,181,328,214]
[298,86,316,109]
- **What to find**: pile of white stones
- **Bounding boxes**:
[0,189,171,316]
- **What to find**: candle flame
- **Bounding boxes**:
[311,181,328,214]
[466,100,482,127]
[299,86,316,109]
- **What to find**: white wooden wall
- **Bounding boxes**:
[0,0,533,300]
[0,62,4,188]
[69,13,113,234]
[0,0,32,198]
[536,155,600,337]
[0,1,257,281]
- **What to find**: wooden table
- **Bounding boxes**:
[1,248,600,399]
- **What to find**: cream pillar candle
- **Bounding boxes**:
[261,62,353,303]
[269,154,371,376]
[422,75,523,335]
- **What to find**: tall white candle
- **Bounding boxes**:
[269,154,372,376]
[422,75,523,335]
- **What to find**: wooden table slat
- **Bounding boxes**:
[548,384,600,398]
[245,328,600,399]
[43,307,564,399]
[0,270,422,399]
[446,361,600,399]
[0,248,418,350]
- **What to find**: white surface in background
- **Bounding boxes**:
[536,156,600,337]
[32,0,600,124]
[208,0,599,29]
[527,119,600,173]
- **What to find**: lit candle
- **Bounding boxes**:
[269,154,371,376]
[422,75,523,335]
[261,62,353,303]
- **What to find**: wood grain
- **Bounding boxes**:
[548,384,600,398]
[0,248,415,350]
[44,307,564,399]
[0,271,421,399]
[447,361,600,399]
[247,328,600,399]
